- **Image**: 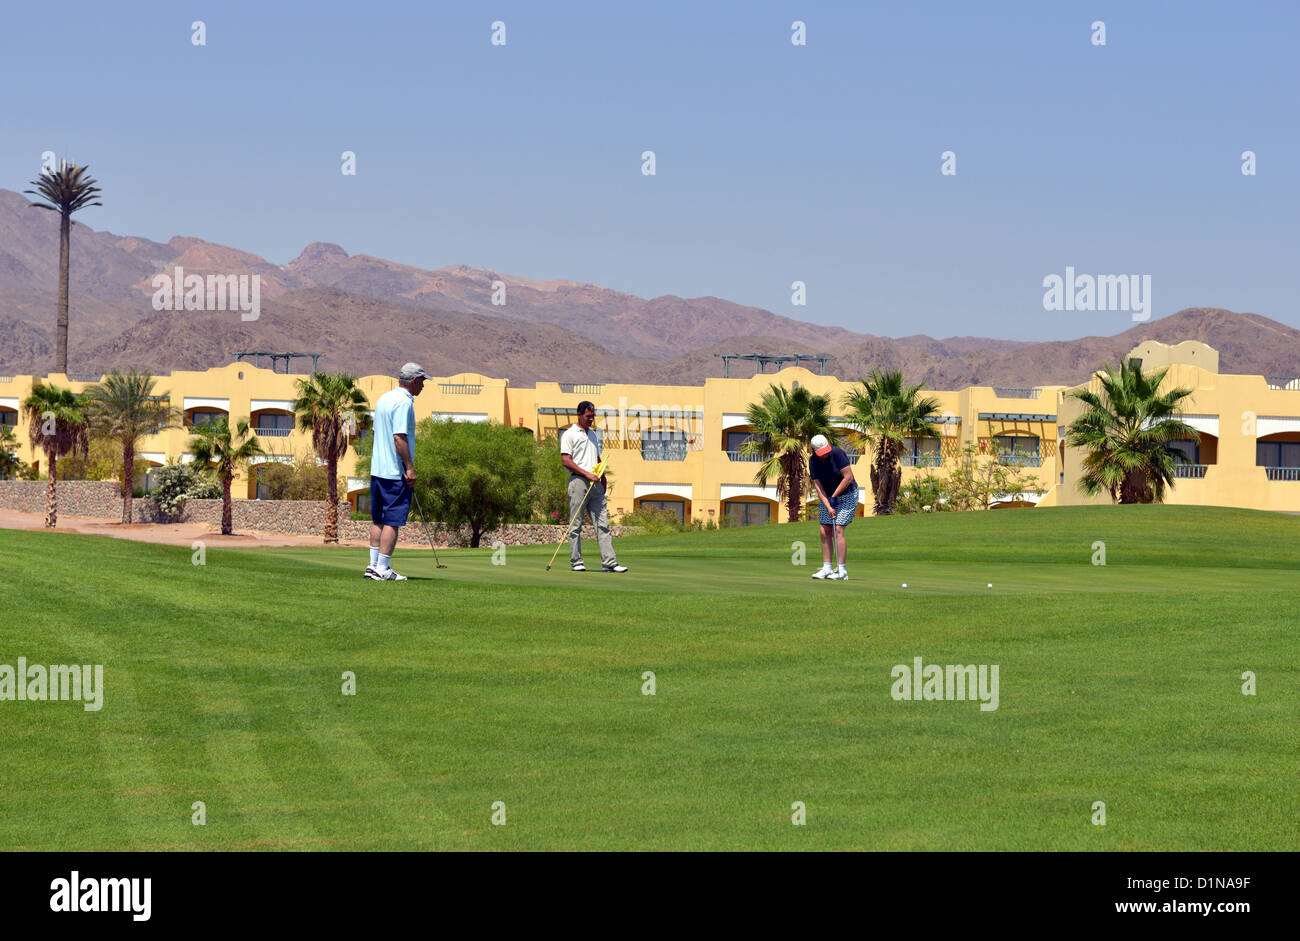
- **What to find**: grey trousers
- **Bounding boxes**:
[568,476,617,568]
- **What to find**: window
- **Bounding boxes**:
[639,499,684,523]
[256,412,294,433]
[1257,441,1300,467]
[724,501,770,526]
[190,410,224,427]
[642,432,686,461]
[0,411,16,427]
[726,431,757,452]
[994,436,1039,466]
[255,481,270,500]
[356,492,370,514]
[1168,439,1199,464]
[902,436,940,466]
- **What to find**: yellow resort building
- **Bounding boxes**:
[2,339,1297,521]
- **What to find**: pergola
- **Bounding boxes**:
[714,353,835,378]
[231,351,324,374]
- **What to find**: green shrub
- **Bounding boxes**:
[147,460,221,521]
[618,506,684,534]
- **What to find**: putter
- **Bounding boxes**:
[410,486,447,569]
[546,459,605,571]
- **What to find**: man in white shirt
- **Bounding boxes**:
[364,362,429,581]
[559,400,627,573]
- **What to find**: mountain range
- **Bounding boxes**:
[1,187,1296,387]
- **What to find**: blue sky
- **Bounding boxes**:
[2,0,1296,340]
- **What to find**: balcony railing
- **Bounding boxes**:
[0,376,13,382]
[997,454,1043,467]
[559,383,604,395]
[66,373,103,382]
[725,450,763,462]
[1265,466,1300,481]
[255,427,293,437]
[642,442,688,462]
[900,454,942,468]
[1173,464,1208,479]
[1265,377,1300,391]
[993,387,1041,399]
[439,383,482,395]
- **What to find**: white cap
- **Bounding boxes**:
[811,434,832,456]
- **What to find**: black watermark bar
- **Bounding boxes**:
[0,852,1287,928]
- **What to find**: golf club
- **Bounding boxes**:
[546,459,605,571]
[410,485,447,569]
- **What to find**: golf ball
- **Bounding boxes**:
[987,583,993,588]
[901,583,908,588]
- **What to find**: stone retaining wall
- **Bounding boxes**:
[0,479,629,545]
[0,479,125,518]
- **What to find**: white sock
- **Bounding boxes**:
[378,553,392,571]
[369,546,380,566]
[817,563,831,573]
[838,564,847,574]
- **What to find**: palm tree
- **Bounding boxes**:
[292,372,372,543]
[739,383,836,522]
[25,161,104,374]
[843,370,942,515]
[1065,359,1199,504]
[84,370,180,523]
[188,417,265,535]
[21,381,90,527]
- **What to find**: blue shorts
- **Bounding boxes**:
[820,486,859,526]
[371,477,412,527]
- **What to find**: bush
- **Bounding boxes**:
[146,460,221,521]
[896,473,952,514]
[619,507,684,534]
[253,454,339,501]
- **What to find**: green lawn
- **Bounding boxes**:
[0,505,1296,850]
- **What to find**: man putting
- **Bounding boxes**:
[808,433,859,581]
[559,401,627,573]
[365,362,430,581]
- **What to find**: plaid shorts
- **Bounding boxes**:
[820,486,859,526]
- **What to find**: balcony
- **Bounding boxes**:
[643,444,688,462]
[1173,464,1208,479]
[726,450,763,462]
[559,383,604,395]
[997,454,1043,467]
[255,427,293,438]
[439,383,482,395]
[900,454,941,468]
[1265,377,1300,391]
[1264,467,1300,481]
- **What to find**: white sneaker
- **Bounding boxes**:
[828,570,848,581]
[364,565,376,579]
[811,567,832,579]
[571,561,586,572]
[370,567,407,581]
[602,564,628,573]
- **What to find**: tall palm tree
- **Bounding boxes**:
[292,372,372,543]
[84,370,180,523]
[21,381,90,528]
[25,161,104,374]
[1065,359,1199,504]
[188,417,265,535]
[739,383,836,522]
[843,370,942,515]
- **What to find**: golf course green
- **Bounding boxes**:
[1,505,1295,850]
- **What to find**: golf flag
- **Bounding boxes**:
[593,458,607,477]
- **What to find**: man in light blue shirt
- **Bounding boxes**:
[366,362,429,581]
